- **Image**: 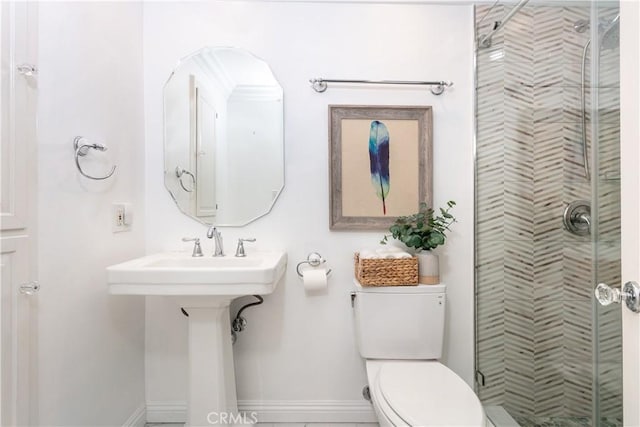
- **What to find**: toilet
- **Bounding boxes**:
[352,280,485,427]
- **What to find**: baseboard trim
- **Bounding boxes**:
[146,401,187,423]
[122,404,146,427]
[146,399,377,423]
[239,400,377,423]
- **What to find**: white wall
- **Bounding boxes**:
[37,3,146,425]
[144,1,474,421]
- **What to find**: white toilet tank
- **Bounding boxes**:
[352,280,445,359]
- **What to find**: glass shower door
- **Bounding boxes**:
[592,2,622,425]
[474,1,623,425]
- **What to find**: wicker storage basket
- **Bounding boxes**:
[354,253,419,286]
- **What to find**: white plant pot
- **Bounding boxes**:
[416,251,439,285]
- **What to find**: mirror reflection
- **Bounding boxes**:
[164,47,284,226]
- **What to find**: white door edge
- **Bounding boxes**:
[620,1,640,425]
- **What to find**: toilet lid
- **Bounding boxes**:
[376,361,484,427]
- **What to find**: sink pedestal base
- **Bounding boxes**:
[107,251,287,426]
[185,302,238,427]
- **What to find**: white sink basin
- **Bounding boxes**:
[107,250,287,296]
[107,249,287,426]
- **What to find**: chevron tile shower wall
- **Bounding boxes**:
[475,3,621,426]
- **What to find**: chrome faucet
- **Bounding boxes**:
[207,226,224,256]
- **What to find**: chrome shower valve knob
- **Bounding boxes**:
[595,282,640,313]
[563,201,591,236]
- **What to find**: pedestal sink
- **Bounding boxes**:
[107,251,287,426]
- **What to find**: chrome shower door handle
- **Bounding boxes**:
[595,281,640,313]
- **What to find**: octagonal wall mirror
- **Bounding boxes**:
[164,47,284,226]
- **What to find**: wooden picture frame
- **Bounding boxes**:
[329,105,433,230]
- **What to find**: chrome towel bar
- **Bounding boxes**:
[309,78,453,95]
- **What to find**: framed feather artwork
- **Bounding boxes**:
[329,105,433,230]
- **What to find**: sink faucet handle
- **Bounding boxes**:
[182,237,203,257]
[235,238,256,257]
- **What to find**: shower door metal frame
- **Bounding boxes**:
[589,2,601,424]
[472,4,480,394]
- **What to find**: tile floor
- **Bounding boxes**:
[145,423,378,427]
[146,424,379,427]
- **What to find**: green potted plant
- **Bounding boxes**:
[381,200,456,284]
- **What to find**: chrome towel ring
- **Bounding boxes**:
[175,166,196,192]
[73,136,117,180]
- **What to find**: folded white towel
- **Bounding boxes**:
[359,250,380,259]
[376,246,405,254]
[379,252,412,259]
[359,248,412,259]
[376,245,411,258]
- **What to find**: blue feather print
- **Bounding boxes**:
[368,120,390,215]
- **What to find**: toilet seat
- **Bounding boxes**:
[371,361,484,427]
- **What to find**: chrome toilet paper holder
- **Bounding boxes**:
[296,252,332,278]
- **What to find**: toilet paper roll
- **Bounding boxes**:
[302,268,328,293]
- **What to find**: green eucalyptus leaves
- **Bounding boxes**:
[381,201,457,251]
